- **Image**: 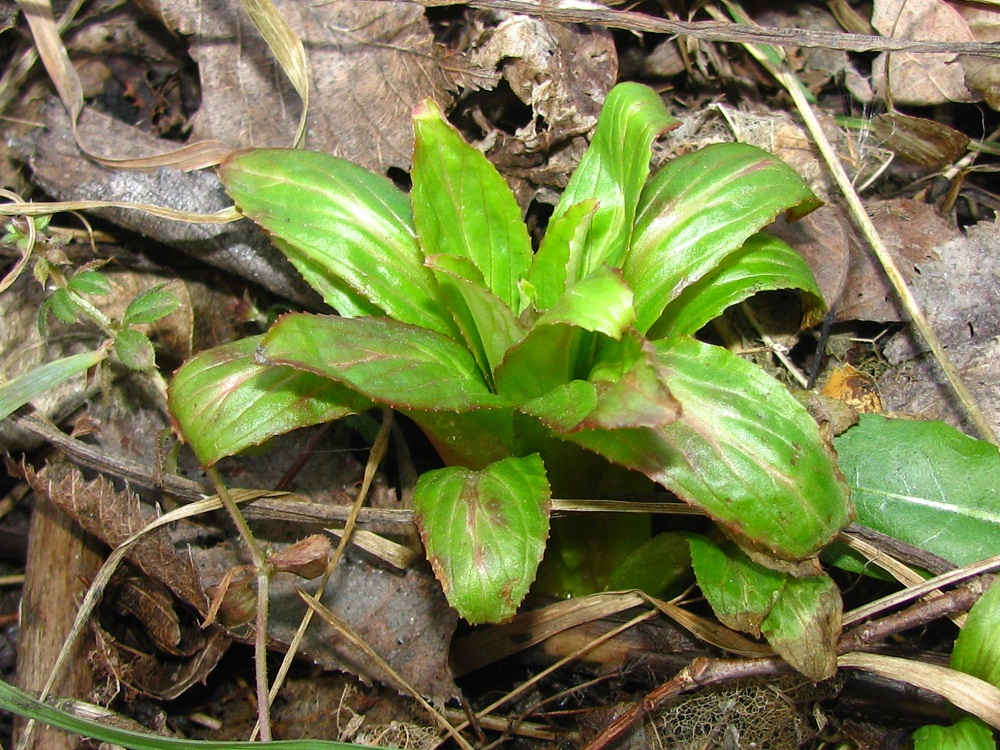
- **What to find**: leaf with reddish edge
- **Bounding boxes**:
[648,232,827,340]
[625,142,823,333]
[219,149,456,337]
[520,332,680,433]
[261,313,508,412]
[526,336,852,563]
[411,100,533,313]
[413,454,551,624]
[690,536,841,680]
[550,83,679,277]
[168,336,371,467]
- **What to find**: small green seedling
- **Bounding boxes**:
[169,83,851,672]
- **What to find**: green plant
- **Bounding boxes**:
[168,83,851,654]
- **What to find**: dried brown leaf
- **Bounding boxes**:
[160,0,468,172]
[269,533,331,580]
[872,0,975,105]
[23,462,209,615]
[107,571,185,654]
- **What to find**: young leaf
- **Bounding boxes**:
[67,270,112,296]
[218,149,455,337]
[532,336,852,563]
[411,99,532,312]
[262,313,508,412]
[952,578,1000,689]
[551,82,679,276]
[624,142,822,333]
[122,285,181,326]
[913,717,996,750]
[426,254,527,379]
[833,415,1000,569]
[48,288,79,323]
[168,336,370,467]
[520,333,680,433]
[526,199,597,311]
[648,232,826,339]
[493,267,637,402]
[413,454,551,623]
[114,328,156,371]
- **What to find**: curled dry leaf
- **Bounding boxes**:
[269,533,331,580]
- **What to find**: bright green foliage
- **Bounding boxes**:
[169,82,851,630]
[912,580,1000,749]
[832,415,1000,570]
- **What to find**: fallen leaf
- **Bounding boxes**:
[160,0,474,172]
[879,218,1000,435]
[871,0,975,105]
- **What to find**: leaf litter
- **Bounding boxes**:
[1,0,1000,747]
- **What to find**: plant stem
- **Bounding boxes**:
[205,467,273,742]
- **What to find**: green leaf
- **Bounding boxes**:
[535,336,852,562]
[48,288,79,323]
[690,537,840,680]
[404,408,519,470]
[0,675,376,749]
[411,99,532,312]
[952,578,1000,689]
[526,199,597,311]
[262,313,507,412]
[218,148,455,336]
[648,232,826,339]
[494,267,637,402]
[520,333,680,433]
[833,415,1000,569]
[624,142,822,333]
[413,454,551,624]
[552,82,679,277]
[67,270,111,296]
[426,254,527,379]
[113,328,156,371]
[607,530,693,598]
[168,336,370,467]
[689,535,785,637]
[914,718,996,750]
[0,350,107,422]
[759,571,840,680]
[122,285,181,326]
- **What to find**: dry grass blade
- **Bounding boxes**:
[838,652,1000,730]
[15,0,228,170]
[0,189,36,293]
[241,0,310,148]
[0,200,241,224]
[298,591,473,750]
[643,595,773,657]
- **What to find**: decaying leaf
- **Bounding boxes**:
[871,0,975,105]
[21,462,208,614]
[880,218,1000,435]
[159,0,479,172]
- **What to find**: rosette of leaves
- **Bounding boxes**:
[169,84,851,648]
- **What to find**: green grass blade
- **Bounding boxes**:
[0,349,107,422]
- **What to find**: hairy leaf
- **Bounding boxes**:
[219,149,455,336]
[624,142,822,332]
[411,100,532,312]
[648,232,826,339]
[262,313,507,412]
[552,82,679,276]
[169,336,370,466]
[122,285,181,326]
[414,454,551,623]
[833,415,1000,569]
